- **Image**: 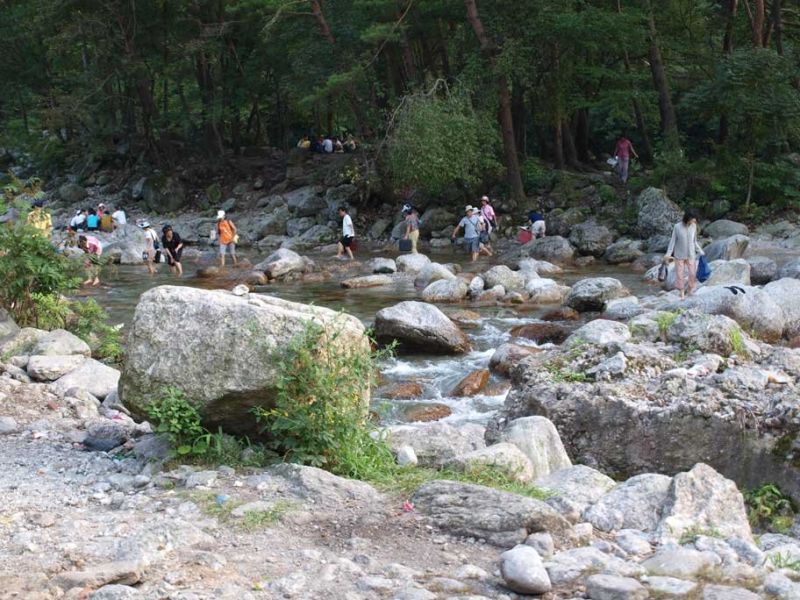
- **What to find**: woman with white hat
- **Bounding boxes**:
[139,220,160,275]
[451,205,484,262]
[214,210,238,267]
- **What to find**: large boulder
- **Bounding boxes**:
[374,301,470,354]
[27,355,86,382]
[32,329,91,357]
[483,266,525,292]
[420,279,468,303]
[703,234,749,262]
[51,358,120,399]
[285,216,316,237]
[583,474,673,533]
[764,278,800,338]
[656,463,753,543]
[386,422,485,467]
[369,258,397,274]
[666,310,744,355]
[523,236,575,264]
[525,279,570,304]
[254,248,308,279]
[747,256,778,285]
[704,219,749,239]
[396,253,431,274]
[565,278,629,312]
[298,224,336,245]
[493,416,572,480]
[448,443,534,482]
[419,208,456,236]
[706,259,751,287]
[141,175,186,213]
[258,206,291,237]
[636,188,682,238]
[411,480,570,547]
[119,286,368,434]
[569,221,614,257]
[534,465,616,518]
[565,319,631,347]
[414,262,455,287]
[58,182,87,204]
[95,224,148,265]
[285,186,326,217]
[604,239,644,265]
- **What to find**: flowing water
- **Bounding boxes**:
[81,249,652,427]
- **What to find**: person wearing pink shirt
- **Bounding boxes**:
[614,135,639,183]
[78,234,103,286]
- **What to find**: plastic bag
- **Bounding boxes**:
[697,255,711,283]
[657,262,668,283]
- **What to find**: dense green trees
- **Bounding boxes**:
[0,0,798,211]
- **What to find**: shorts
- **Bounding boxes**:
[220,242,236,256]
[340,236,354,248]
[465,237,480,253]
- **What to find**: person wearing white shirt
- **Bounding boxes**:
[322,137,334,153]
[336,206,355,260]
[69,209,87,231]
[111,207,127,226]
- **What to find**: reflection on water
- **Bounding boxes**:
[81,248,653,426]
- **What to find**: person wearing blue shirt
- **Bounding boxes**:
[85,209,100,231]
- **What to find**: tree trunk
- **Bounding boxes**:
[562,118,578,167]
[575,109,590,163]
[464,0,525,201]
[512,82,527,157]
[771,0,783,54]
[554,119,564,170]
[646,5,679,147]
[718,0,738,143]
[397,0,417,83]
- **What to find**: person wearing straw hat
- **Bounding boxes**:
[451,205,484,262]
[214,209,238,267]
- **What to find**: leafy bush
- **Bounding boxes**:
[146,388,210,457]
[745,483,796,533]
[521,158,553,192]
[67,298,123,363]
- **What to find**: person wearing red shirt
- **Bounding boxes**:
[614,136,639,184]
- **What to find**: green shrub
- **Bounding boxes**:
[146,388,210,457]
[67,298,123,363]
[522,158,553,192]
[745,483,796,532]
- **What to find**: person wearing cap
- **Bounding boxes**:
[26,200,52,237]
[402,204,420,254]
[97,203,107,217]
[69,209,87,232]
[161,224,184,277]
[214,210,238,268]
[140,221,160,274]
[451,205,484,262]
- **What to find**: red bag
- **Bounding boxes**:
[517,229,533,245]
[351,238,358,252]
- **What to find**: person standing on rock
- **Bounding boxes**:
[451,205,483,262]
[215,210,238,268]
[665,209,705,300]
[613,135,639,184]
[77,234,103,286]
[336,206,355,260]
[403,204,420,254]
[161,224,184,277]
[140,221,160,275]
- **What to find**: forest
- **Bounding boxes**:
[1,0,799,214]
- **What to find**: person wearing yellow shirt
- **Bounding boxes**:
[26,200,52,237]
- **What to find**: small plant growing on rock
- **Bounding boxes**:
[146,388,211,457]
[745,483,796,533]
[770,552,800,571]
[730,325,748,357]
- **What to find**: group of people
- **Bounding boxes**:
[297,134,357,154]
[68,203,127,233]
[450,196,498,262]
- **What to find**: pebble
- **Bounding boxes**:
[185,470,218,488]
[524,531,555,559]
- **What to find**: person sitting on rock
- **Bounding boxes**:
[297,135,311,150]
[161,224,184,277]
[344,134,357,152]
[322,136,334,154]
[85,208,100,232]
[111,206,127,227]
[99,209,114,233]
[69,209,87,232]
[336,206,355,260]
[77,234,103,286]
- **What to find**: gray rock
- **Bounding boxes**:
[525,532,555,559]
[386,422,486,467]
[703,585,760,600]
[636,188,682,238]
[779,258,800,279]
[535,465,616,516]
[545,547,643,586]
[0,308,19,343]
[285,186,325,217]
[614,530,652,556]
[419,208,456,236]
[374,301,470,354]
[341,274,395,289]
[641,576,698,598]
[604,297,644,321]
[585,574,647,600]
[258,206,291,237]
[414,262,455,287]
[420,278,468,303]
[254,248,308,279]
[262,463,379,505]
[448,443,534,482]
[369,258,397,274]
[120,287,366,435]
[89,584,142,599]
[666,310,743,355]
[396,445,417,467]
[411,480,569,547]
[706,259,751,286]
[523,236,575,264]
[468,276,486,297]
[369,218,391,239]
[0,416,19,434]
[51,359,120,399]
[495,417,572,480]
[566,319,631,347]
[483,266,525,292]
[298,224,335,244]
[656,463,752,543]
[747,256,778,285]
[186,470,218,488]
[569,221,614,257]
[489,343,539,376]
[604,239,644,265]
[584,474,672,533]
[525,278,570,304]
[83,421,131,451]
[26,355,86,382]
[499,545,551,595]
[31,329,91,357]
[640,546,721,578]
[764,572,800,600]
[58,182,88,203]
[703,234,750,262]
[704,220,749,239]
[285,216,316,237]
[140,175,185,213]
[396,254,431,274]
[765,277,800,338]
[565,278,629,312]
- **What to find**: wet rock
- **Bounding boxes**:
[585,574,647,600]
[415,262,455,287]
[382,382,423,399]
[341,274,395,288]
[26,355,86,382]
[374,301,470,354]
[31,329,91,357]
[386,422,485,467]
[510,322,572,345]
[412,480,569,547]
[446,309,482,328]
[604,239,645,265]
[449,443,535,482]
[542,307,580,321]
[494,416,572,480]
[525,279,571,304]
[396,253,431,274]
[640,546,720,578]
[51,359,120,399]
[565,277,629,312]
[500,545,551,594]
[636,188,682,238]
[450,369,490,397]
[703,234,749,262]
[489,343,540,375]
[779,258,800,279]
[483,265,525,292]
[706,259,751,286]
[535,465,616,518]
[570,221,614,257]
[523,236,575,264]
[369,257,397,274]
[656,463,753,543]
[747,256,778,285]
[402,403,452,423]
[420,278,468,303]
[566,319,631,347]
[120,287,367,435]
[254,248,308,279]
[584,474,672,533]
